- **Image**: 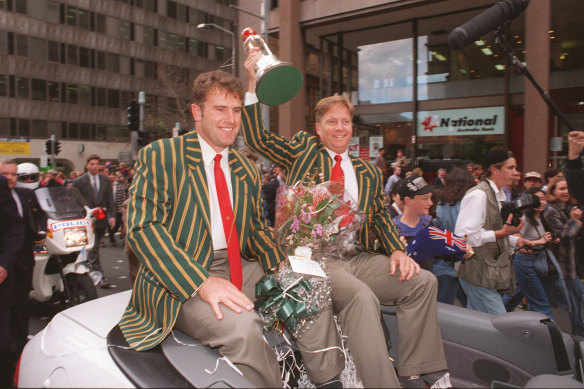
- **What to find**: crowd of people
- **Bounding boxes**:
[1,54,584,387]
[359,132,584,340]
[0,155,139,387]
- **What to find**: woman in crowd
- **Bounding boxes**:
[513,188,560,318]
[543,176,584,335]
[432,166,474,305]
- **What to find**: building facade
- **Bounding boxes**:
[0,0,236,170]
[265,0,584,174]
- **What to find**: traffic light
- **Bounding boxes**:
[137,130,149,147]
[54,140,61,155]
[127,101,139,131]
[45,139,54,155]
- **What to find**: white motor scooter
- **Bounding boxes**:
[30,186,99,307]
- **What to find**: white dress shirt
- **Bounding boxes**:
[324,148,358,204]
[455,179,519,250]
[199,134,233,251]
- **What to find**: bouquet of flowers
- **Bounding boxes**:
[255,180,363,338]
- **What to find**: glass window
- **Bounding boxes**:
[144,60,156,79]
[47,121,60,139]
[0,31,6,53]
[31,78,46,100]
[66,5,76,26]
[355,22,413,104]
[68,122,78,139]
[15,34,28,56]
[416,9,522,100]
[144,26,156,45]
[17,77,29,98]
[95,13,106,34]
[18,119,30,137]
[78,85,91,105]
[15,0,27,14]
[80,123,92,139]
[45,0,59,23]
[79,47,90,67]
[77,8,90,30]
[48,81,59,102]
[67,44,77,65]
[96,125,106,140]
[120,91,132,107]
[0,74,7,96]
[550,0,584,89]
[28,36,47,61]
[0,118,9,136]
[106,53,119,73]
[107,89,119,108]
[96,87,106,106]
[215,46,225,62]
[67,84,78,104]
[96,51,105,70]
[189,38,207,57]
[167,1,177,18]
[31,120,47,138]
[48,40,59,61]
[120,56,131,75]
[134,59,144,77]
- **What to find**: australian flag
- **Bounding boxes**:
[407,226,467,263]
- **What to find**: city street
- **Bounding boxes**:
[28,239,132,337]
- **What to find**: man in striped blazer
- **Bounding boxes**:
[242,50,449,388]
[118,71,341,388]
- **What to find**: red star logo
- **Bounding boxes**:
[421,115,439,132]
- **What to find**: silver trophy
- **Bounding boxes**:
[242,27,303,106]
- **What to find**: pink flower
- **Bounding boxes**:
[312,224,323,239]
[291,216,301,233]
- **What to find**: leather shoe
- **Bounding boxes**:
[99,278,112,289]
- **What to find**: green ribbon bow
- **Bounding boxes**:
[254,275,315,332]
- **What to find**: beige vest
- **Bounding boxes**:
[456,181,515,295]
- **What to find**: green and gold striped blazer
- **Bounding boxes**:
[119,131,285,350]
[242,102,405,255]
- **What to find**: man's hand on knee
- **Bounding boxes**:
[198,276,254,320]
[389,250,420,281]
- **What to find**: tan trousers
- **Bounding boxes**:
[326,250,447,387]
[174,251,343,387]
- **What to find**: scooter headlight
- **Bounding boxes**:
[64,228,88,247]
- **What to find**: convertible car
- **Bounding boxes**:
[16,290,584,388]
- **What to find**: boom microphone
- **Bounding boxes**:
[448,0,530,50]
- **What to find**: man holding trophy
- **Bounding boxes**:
[242,43,451,388]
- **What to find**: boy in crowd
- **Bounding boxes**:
[392,175,436,271]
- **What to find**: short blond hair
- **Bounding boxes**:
[314,95,354,124]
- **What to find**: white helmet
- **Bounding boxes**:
[16,162,40,190]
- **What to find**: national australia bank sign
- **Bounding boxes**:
[417,107,505,137]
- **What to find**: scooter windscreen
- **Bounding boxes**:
[35,186,87,221]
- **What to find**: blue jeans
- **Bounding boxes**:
[513,253,555,319]
[437,275,467,307]
[564,279,584,336]
[459,278,506,315]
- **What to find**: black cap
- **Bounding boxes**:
[483,149,514,170]
[398,175,436,199]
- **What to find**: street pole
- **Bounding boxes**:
[50,133,56,169]
[139,91,145,132]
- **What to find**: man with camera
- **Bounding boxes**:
[565,131,584,204]
[455,150,530,315]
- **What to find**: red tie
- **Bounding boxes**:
[213,154,242,290]
[330,155,345,198]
